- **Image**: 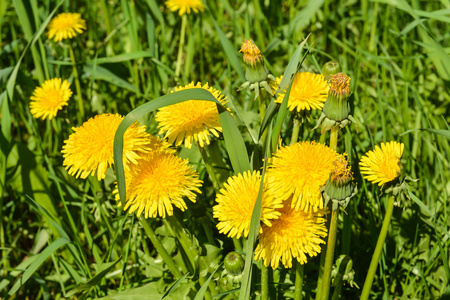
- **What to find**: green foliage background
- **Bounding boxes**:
[0,0,449,299]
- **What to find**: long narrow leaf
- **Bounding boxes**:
[114,88,250,205]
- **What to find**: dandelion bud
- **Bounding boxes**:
[323,153,357,209]
[322,61,341,78]
[224,251,245,276]
[238,40,276,99]
[313,62,357,134]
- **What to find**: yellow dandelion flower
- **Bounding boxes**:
[275,72,329,112]
[254,198,327,269]
[239,40,263,67]
[213,171,283,239]
[114,151,202,218]
[30,78,72,120]
[165,0,205,15]
[359,141,404,186]
[47,13,86,42]
[156,82,227,149]
[267,141,337,211]
[62,114,165,180]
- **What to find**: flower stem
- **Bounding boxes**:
[68,44,84,123]
[291,118,300,145]
[261,263,269,300]
[140,217,183,279]
[360,195,395,300]
[175,14,187,78]
[294,261,304,300]
[320,208,339,300]
[319,125,339,300]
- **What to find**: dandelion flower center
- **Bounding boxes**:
[156,82,227,149]
[331,153,353,184]
[359,141,404,186]
[213,171,283,239]
[114,151,202,218]
[47,13,86,42]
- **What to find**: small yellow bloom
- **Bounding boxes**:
[62,114,166,180]
[156,82,227,149]
[275,72,329,112]
[114,151,202,218]
[47,13,86,42]
[331,153,353,185]
[213,171,283,239]
[359,141,404,186]
[30,78,72,120]
[254,198,327,269]
[267,141,337,211]
[165,0,205,15]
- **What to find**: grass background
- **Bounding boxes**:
[1,0,449,299]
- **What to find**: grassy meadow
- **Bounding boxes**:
[1,0,450,299]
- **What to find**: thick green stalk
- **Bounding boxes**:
[68,44,85,122]
[320,209,339,300]
[261,263,269,300]
[175,14,187,78]
[360,195,395,300]
[140,217,183,279]
[294,261,304,300]
[319,126,339,300]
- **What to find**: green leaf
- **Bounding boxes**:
[193,263,223,300]
[401,128,450,139]
[160,273,190,300]
[8,238,70,296]
[92,51,153,64]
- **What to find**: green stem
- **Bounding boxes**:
[330,126,338,150]
[68,44,85,122]
[175,14,187,78]
[164,216,197,272]
[315,243,326,300]
[261,263,269,300]
[360,195,395,300]
[294,261,304,300]
[291,118,300,145]
[140,217,183,279]
[320,208,339,300]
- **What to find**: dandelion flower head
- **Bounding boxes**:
[47,13,86,42]
[359,141,404,186]
[62,114,161,180]
[114,151,202,218]
[275,72,329,112]
[239,40,263,66]
[329,72,351,97]
[213,171,283,239]
[156,82,227,149]
[30,78,72,120]
[267,141,337,211]
[254,198,327,269]
[331,153,353,185]
[165,0,205,15]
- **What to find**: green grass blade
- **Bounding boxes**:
[114,88,250,205]
[401,128,450,139]
[160,273,190,300]
[206,6,245,82]
[8,238,70,296]
[92,51,154,64]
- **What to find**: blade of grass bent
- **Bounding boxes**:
[114,88,251,205]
